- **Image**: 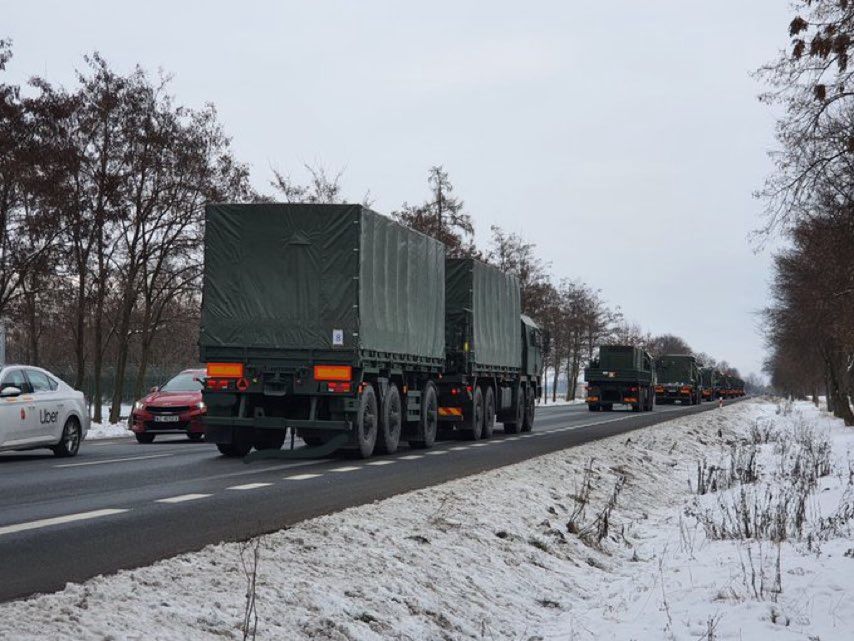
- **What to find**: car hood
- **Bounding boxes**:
[143,391,201,407]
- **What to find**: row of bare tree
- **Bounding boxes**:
[758,1,854,425]
[0,42,252,421]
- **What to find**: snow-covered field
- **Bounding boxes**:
[85,404,133,440]
[1,399,852,640]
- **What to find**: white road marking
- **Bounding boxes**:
[398,455,424,460]
[227,482,273,491]
[426,450,448,456]
[471,442,489,447]
[284,473,322,481]
[330,466,362,473]
[0,508,128,537]
[366,460,394,466]
[450,446,469,451]
[55,453,174,468]
[156,493,211,504]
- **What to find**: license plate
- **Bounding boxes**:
[154,415,180,423]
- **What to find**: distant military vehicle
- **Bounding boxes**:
[654,354,702,405]
[584,345,656,412]
[700,367,720,402]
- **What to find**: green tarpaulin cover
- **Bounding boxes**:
[200,204,445,360]
[445,258,521,370]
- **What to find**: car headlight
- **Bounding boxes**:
[197,401,206,411]
[134,401,145,411]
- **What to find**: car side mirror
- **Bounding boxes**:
[1,386,22,398]
[149,386,159,393]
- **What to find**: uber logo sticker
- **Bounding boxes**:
[332,329,344,346]
[39,409,59,424]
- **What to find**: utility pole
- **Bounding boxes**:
[0,319,6,366]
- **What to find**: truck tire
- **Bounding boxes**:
[602,404,613,412]
[463,387,485,440]
[503,390,524,434]
[482,387,496,439]
[254,430,286,451]
[354,383,378,458]
[377,383,402,454]
[217,427,254,457]
[522,387,535,432]
[409,381,438,449]
[588,404,599,412]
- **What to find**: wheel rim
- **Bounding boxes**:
[474,395,483,438]
[363,393,377,444]
[65,421,80,453]
[425,390,437,440]
[388,391,402,443]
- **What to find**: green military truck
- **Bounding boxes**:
[584,345,656,412]
[654,354,702,405]
[700,367,720,402]
[439,259,543,438]
[199,204,446,458]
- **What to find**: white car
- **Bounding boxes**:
[0,365,89,457]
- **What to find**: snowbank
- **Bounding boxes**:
[1,400,851,640]
[85,404,133,440]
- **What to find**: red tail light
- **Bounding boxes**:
[327,382,352,393]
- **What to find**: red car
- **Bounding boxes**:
[130,369,207,443]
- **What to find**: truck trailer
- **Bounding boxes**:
[654,354,702,405]
[199,203,542,458]
[584,345,656,412]
[700,367,720,402]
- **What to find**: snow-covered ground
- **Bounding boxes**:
[85,404,133,440]
[538,397,587,407]
[1,399,852,640]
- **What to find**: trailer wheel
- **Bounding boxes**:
[254,430,286,451]
[503,389,524,434]
[409,381,438,449]
[482,387,495,439]
[217,427,253,457]
[377,383,402,454]
[522,387,535,432]
[354,383,378,458]
[463,387,485,440]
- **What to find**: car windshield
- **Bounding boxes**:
[160,372,203,392]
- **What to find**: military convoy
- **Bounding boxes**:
[199,204,543,458]
[199,202,744,458]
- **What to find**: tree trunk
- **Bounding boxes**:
[826,356,854,426]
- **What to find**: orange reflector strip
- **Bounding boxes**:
[438,407,463,417]
[314,365,352,381]
[586,397,599,402]
[207,362,244,378]
[623,397,638,403]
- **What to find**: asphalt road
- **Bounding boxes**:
[0,398,743,602]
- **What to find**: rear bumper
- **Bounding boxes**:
[203,416,351,431]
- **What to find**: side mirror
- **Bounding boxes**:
[149,386,159,393]
[0,386,22,398]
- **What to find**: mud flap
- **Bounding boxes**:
[242,433,349,463]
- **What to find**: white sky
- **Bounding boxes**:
[4,0,791,378]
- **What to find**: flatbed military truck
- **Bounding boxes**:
[654,354,702,405]
[438,259,543,438]
[199,204,542,459]
[199,204,446,458]
[584,345,656,412]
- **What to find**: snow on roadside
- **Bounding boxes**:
[85,404,133,440]
[0,400,851,640]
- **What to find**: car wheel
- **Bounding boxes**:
[53,417,82,457]
[135,433,156,444]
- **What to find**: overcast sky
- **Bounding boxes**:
[4,1,791,378]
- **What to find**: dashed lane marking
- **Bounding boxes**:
[330,466,362,473]
[366,460,394,466]
[284,473,322,481]
[398,455,424,460]
[227,483,273,491]
[156,494,211,504]
[426,450,448,456]
[450,446,469,451]
[0,509,129,537]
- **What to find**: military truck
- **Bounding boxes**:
[700,367,720,402]
[654,354,702,405]
[199,204,542,458]
[438,259,543,438]
[199,204,446,458]
[584,345,655,412]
